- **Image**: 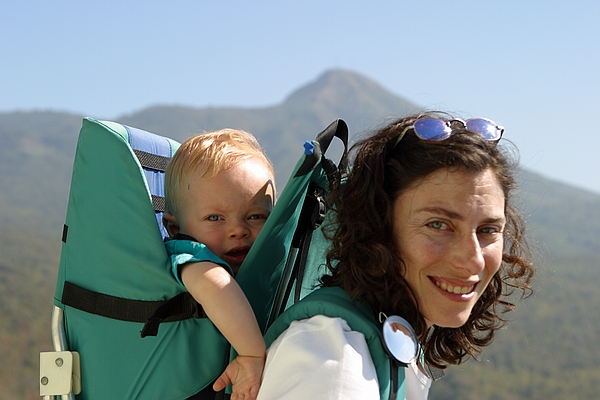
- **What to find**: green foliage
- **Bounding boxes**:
[0,227,59,399]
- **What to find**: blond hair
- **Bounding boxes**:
[165,128,274,218]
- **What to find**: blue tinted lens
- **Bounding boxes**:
[465,118,501,141]
[413,118,451,141]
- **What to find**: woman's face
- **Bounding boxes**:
[392,168,505,328]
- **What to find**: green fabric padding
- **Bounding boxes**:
[54,118,227,399]
[235,142,330,332]
[52,118,343,398]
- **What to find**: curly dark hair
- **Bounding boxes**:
[321,113,535,369]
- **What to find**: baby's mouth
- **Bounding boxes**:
[226,246,250,258]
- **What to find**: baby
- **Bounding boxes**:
[163,128,275,399]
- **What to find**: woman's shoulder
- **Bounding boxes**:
[258,314,380,400]
[266,286,378,342]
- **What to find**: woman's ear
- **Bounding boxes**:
[162,212,181,237]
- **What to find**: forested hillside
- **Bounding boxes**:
[0,227,58,398]
[1,69,599,399]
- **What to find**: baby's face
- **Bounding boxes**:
[179,158,275,273]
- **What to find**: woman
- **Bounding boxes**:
[257,113,535,399]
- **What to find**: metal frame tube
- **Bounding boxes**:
[45,306,75,400]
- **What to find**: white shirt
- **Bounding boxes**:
[257,315,430,400]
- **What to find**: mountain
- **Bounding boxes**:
[1,69,599,399]
[0,111,81,235]
[0,227,59,398]
[518,170,600,259]
[0,70,420,238]
[117,69,421,185]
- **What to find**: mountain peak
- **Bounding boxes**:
[282,69,421,122]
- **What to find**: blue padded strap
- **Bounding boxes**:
[125,125,174,239]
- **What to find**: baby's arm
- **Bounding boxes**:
[181,262,265,399]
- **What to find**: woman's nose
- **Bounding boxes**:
[452,232,485,274]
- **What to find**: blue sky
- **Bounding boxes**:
[2,1,599,195]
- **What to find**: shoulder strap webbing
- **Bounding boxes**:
[132,149,170,212]
[132,149,170,172]
[61,281,207,337]
[126,124,173,237]
[264,286,405,399]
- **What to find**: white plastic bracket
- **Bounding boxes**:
[39,351,81,396]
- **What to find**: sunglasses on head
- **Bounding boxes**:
[394,117,504,147]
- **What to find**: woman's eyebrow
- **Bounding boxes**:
[416,206,506,224]
[417,206,463,220]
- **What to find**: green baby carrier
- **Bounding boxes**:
[40,117,349,399]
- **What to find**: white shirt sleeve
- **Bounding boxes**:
[257,315,380,400]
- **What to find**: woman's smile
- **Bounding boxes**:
[393,167,506,328]
[432,277,477,296]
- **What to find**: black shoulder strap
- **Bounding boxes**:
[61,281,207,338]
[133,149,170,172]
[133,148,169,212]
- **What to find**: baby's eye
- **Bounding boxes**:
[206,215,221,221]
[248,214,268,221]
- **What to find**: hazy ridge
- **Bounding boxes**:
[1,69,598,399]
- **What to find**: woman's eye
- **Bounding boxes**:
[428,221,447,230]
[479,226,502,234]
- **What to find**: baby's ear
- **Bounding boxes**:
[162,212,181,237]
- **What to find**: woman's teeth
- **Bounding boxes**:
[436,281,474,294]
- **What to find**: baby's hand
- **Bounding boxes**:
[213,355,265,400]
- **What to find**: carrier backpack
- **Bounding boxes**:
[43,118,227,399]
[41,117,349,399]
